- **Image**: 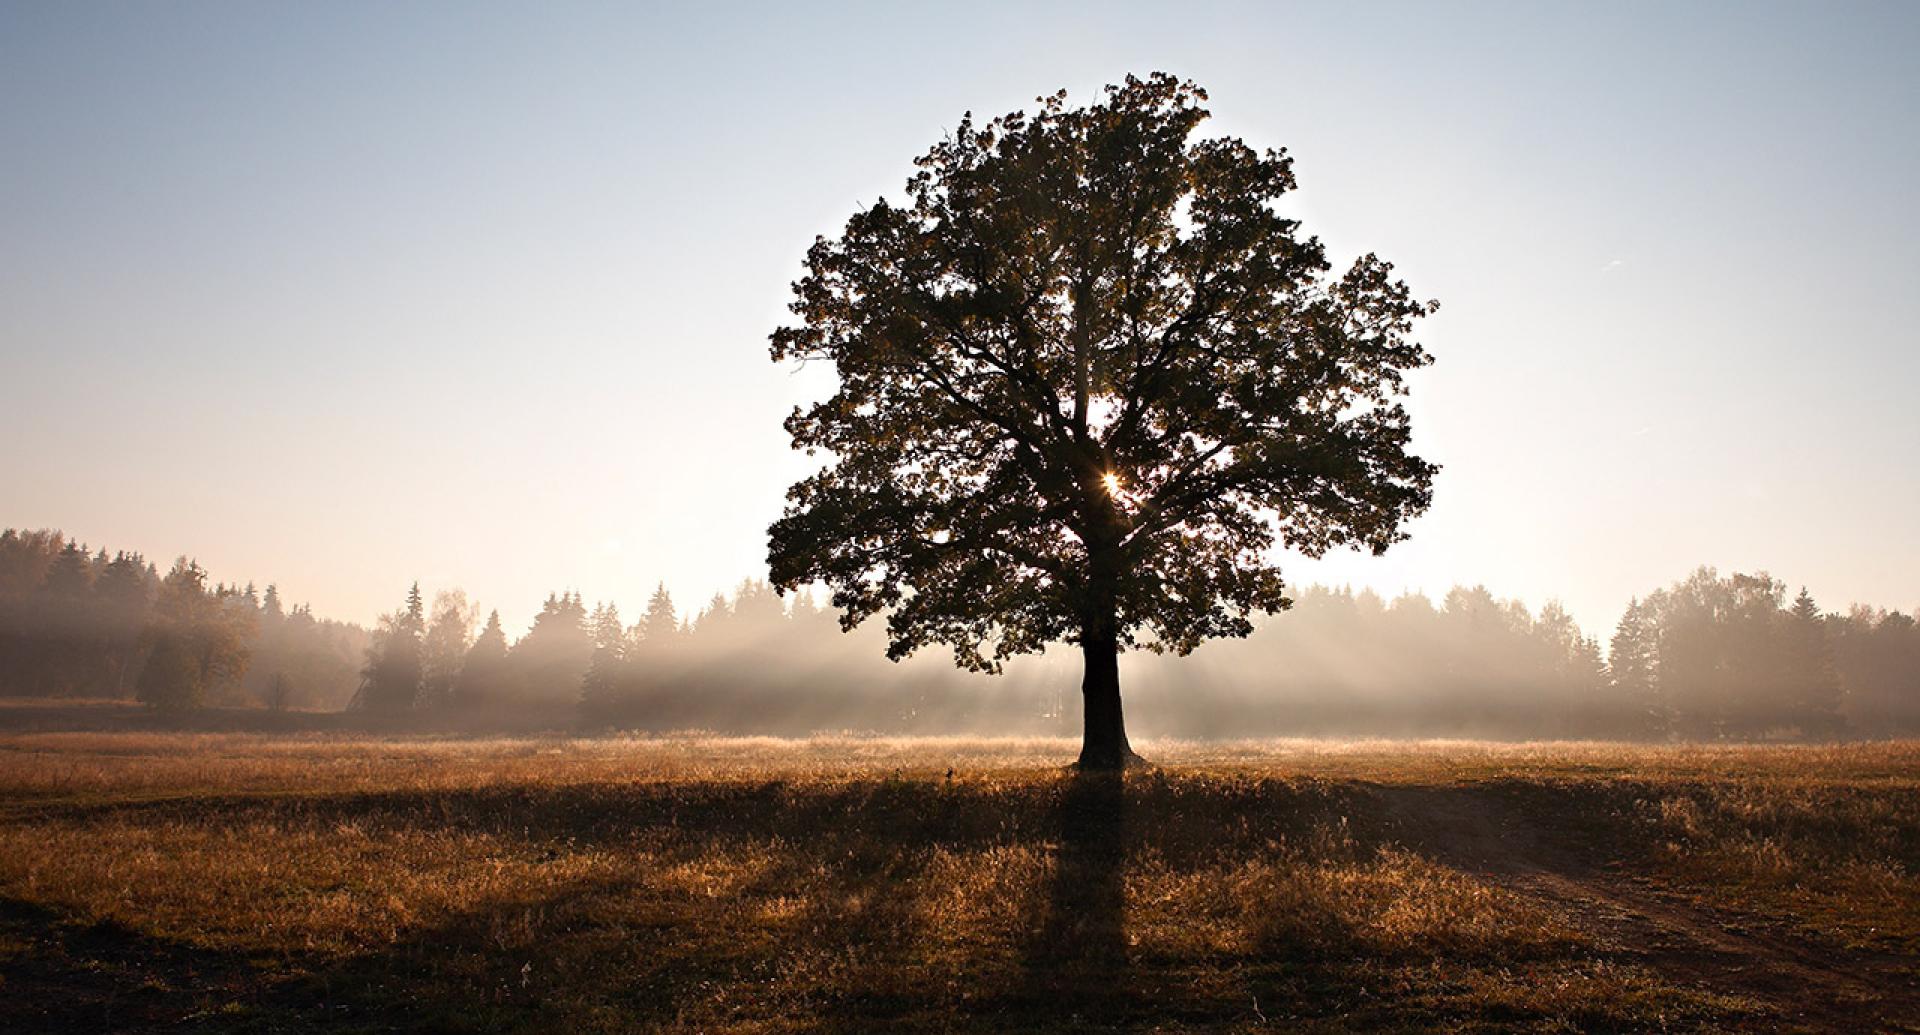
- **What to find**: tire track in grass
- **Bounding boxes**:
[1375,783,1920,1033]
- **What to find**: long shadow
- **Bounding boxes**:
[0,896,279,1033]
[1017,770,1130,1024]
[8,780,1043,856]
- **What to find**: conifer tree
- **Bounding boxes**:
[581,602,628,709]
[636,583,680,648]
[1787,588,1843,736]
[1608,597,1662,735]
[454,609,510,706]
[359,582,426,711]
[507,592,593,703]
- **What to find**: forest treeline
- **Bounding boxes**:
[0,529,364,710]
[2,527,1916,738]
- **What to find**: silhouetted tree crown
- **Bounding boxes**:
[766,73,1437,766]
[636,583,680,647]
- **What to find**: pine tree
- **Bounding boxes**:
[589,602,625,654]
[505,592,592,704]
[359,582,426,711]
[581,602,628,710]
[454,610,510,707]
[96,551,155,696]
[1609,597,1662,735]
[1787,588,1843,736]
[637,583,680,648]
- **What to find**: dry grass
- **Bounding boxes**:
[0,734,1914,1032]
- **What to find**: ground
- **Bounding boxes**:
[0,731,1915,1033]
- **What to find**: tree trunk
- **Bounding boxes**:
[1076,609,1138,770]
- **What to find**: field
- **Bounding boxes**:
[0,733,1916,1033]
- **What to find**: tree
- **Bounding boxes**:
[766,74,1439,768]
[359,582,426,712]
[507,592,592,704]
[136,558,251,710]
[1785,588,1842,736]
[94,551,154,696]
[264,670,295,711]
[635,583,681,649]
[1609,597,1662,735]
[454,609,510,706]
[580,602,628,710]
[420,590,478,709]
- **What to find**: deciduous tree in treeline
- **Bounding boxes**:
[136,559,253,710]
[1830,606,1919,733]
[1628,569,1853,738]
[420,590,478,709]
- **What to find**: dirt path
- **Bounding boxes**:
[1376,784,1920,1034]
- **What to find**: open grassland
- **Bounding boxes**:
[0,734,1916,1033]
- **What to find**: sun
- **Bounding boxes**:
[1102,471,1123,495]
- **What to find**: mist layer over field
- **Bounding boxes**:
[6,529,1919,742]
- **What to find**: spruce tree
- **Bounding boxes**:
[359,582,426,712]
[637,583,680,648]
[1787,588,1843,736]
[580,602,628,710]
[1608,597,1662,735]
[506,592,593,703]
[454,610,510,707]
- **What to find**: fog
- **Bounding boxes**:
[3,527,1914,741]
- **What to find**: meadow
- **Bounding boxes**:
[0,731,1916,1033]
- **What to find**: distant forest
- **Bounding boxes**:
[1,527,1915,739]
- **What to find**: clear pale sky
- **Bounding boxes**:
[3,1,1916,641]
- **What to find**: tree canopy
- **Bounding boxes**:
[767,74,1438,765]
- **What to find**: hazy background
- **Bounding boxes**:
[4,0,1916,638]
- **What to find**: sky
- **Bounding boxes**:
[3,1,1917,642]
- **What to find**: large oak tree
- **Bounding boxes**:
[768,74,1437,768]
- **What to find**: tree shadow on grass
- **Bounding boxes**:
[0,896,279,1033]
[3,776,1480,1032]
[1014,770,1132,1027]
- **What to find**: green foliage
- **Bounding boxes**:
[768,74,1436,675]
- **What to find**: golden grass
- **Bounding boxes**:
[0,734,1913,1032]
